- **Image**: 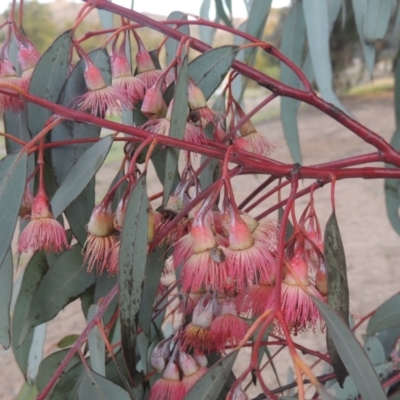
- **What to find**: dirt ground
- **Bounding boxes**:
[1,91,400,399]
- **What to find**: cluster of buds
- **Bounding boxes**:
[0,24,41,113]
[149,339,208,400]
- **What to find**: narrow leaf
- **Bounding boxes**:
[57,334,80,348]
[185,351,238,400]
[51,135,114,218]
[0,250,13,348]
[27,323,47,383]
[188,45,238,99]
[367,294,400,335]
[119,175,148,381]
[352,0,376,76]
[79,370,131,399]
[280,2,306,164]
[215,0,233,27]
[51,48,109,244]
[27,30,72,137]
[138,244,168,337]
[364,336,385,365]
[16,382,38,400]
[245,0,272,60]
[87,304,106,377]
[363,0,395,42]
[36,349,81,392]
[385,128,400,235]
[20,245,95,343]
[12,251,49,378]
[166,12,190,65]
[163,58,188,205]
[0,152,27,266]
[312,297,387,400]
[303,0,347,112]
[199,0,216,45]
[324,211,350,386]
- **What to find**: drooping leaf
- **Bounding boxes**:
[188,45,238,99]
[87,305,106,377]
[312,297,387,400]
[185,351,238,400]
[50,361,85,400]
[138,244,168,338]
[4,108,31,152]
[303,0,347,112]
[199,94,224,190]
[36,349,81,393]
[385,128,400,235]
[324,211,349,386]
[352,0,376,76]
[0,250,12,348]
[325,362,393,400]
[98,4,114,31]
[364,336,386,365]
[163,57,188,205]
[119,175,148,381]
[199,0,216,45]
[93,273,119,325]
[27,30,72,137]
[16,382,38,400]
[51,48,110,244]
[245,0,272,61]
[12,251,49,378]
[278,207,294,242]
[363,0,395,42]
[27,323,47,383]
[367,294,400,335]
[166,12,190,65]
[231,21,247,102]
[57,334,80,348]
[20,245,95,343]
[280,2,306,164]
[51,135,114,219]
[0,152,27,266]
[377,326,400,359]
[215,0,233,27]
[79,370,131,399]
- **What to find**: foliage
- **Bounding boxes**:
[0,0,400,399]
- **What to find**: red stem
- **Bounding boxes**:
[37,284,119,400]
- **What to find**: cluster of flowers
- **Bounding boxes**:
[8,25,329,400]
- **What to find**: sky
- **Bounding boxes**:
[0,0,291,16]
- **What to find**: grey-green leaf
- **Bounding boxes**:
[312,297,387,400]
[138,244,168,337]
[51,135,113,218]
[163,57,188,205]
[0,250,13,348]
[199,0,216,45]
[20,245,95,343]
[79,370,130,400]
[87,305,106,377]
[36,349,81,393]
[364,336,385,365]
[303,0,347,112]
[166,11,190,65]
[384,128,400,235]
[324,210,349,386]
[12,251,49,378]
[119,175,148,381]
[0,152,27,266]
[367,294,400,335]
[352,0,376,76]
[188,45,238,99]
[27,30,72,137]
[280,2,306,164]
[185,351,238,400]
[363,0,395,42]
[245,0,272,61]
